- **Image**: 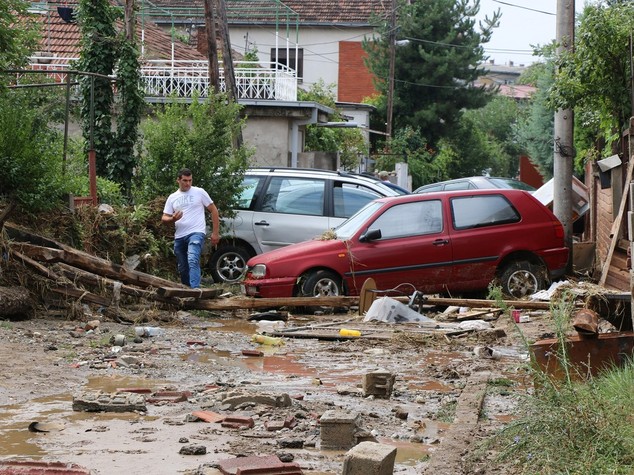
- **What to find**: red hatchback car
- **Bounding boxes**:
[241,189,569,299]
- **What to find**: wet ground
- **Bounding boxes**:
[0,306,547,474]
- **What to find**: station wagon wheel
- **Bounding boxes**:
[208,245,251,284]
[499,260,545,299]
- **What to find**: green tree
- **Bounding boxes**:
[0,0,38,76]
[363,0,500,148]
[515,60,556,179]
[298,80,367,170]
[551,1,634,155]
[76,0,143,196]
[0,89,70,212]
[373,126,441,190]
[136,94,252,217]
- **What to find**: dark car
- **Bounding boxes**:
[415,176,535,194]
[241,189,568,300]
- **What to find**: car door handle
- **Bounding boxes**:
[254,221,270,226]
[432,238,449,246]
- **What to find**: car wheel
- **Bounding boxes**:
[498,260,546,299]
[301,270,343,297]
[299,270,344,314]
[209,245,251,283]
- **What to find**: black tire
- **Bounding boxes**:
[498,260,546,299]
[300,270,343,297]
[209,245,251,283]
[299,270,344,314]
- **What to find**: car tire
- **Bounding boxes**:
[299,270,344,314]
[498,260,546,299]
[301,270,343,297]
[209,245,251,284]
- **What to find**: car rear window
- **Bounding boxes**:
[451,195,520,230]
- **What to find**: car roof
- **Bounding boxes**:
[373,187,533,204]
[246,167,400,195]
[414,176,535,193]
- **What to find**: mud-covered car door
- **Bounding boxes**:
[345,198,453,293]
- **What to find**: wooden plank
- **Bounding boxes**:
[156,287,222,299]
[599,158,634,286]
[180,295,564,311]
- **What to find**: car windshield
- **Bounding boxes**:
[334,201,384,240]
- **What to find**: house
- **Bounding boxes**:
[143,0,386,165]
[23,0,356,168]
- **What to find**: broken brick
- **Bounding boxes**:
[191,411,225,423]
[221,416,254,429]
[218,455,303,475]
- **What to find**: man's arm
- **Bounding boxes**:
[207,203,220,246]
[162,210,183,224]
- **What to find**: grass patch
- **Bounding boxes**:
[481,291,634,474]
[436,399,457,423]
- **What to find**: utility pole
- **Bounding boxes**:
[553,0,575,270]
[386,0,396,138]
[203,0,220,93]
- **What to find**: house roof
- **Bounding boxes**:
[30,0,205,61]
[143,0,386,26]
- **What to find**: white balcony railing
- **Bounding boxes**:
[25,58,297,102]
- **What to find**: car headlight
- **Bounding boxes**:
[250,264,267,278]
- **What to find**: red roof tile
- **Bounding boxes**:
[145,0,386,25]
[30,1,205,61]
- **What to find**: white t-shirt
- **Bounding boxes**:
[163,186,213,239]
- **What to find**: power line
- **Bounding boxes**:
[492,0,555,16]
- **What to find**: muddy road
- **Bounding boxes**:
[0,305,550,474]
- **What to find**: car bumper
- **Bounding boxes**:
[241,276,297,298]
[539,247,570,279]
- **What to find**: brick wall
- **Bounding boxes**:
[338,41,377,102]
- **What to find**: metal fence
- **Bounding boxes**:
[25,58,297,102]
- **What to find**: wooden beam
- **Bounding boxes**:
[599,157,634,286]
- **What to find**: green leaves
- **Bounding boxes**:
[136,94,252,217]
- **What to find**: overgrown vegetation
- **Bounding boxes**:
[299,80,367,170]
[76,0,144,196]
[478,293,634,474]
[136,94,252,218]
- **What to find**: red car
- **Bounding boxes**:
[241,189,569,299]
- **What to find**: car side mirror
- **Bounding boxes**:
[360,228,382,242]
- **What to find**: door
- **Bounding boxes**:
[345,199,453,294]
[252,176,331,252]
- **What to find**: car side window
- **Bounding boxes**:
[451,195,520,229]
[261,177,326,216]
[368,200,443,239]
[333,183,384,218]
[236,176,263,210]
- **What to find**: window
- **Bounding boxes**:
[451,195,520,230]
[236,176,263,210]
[271,47,304,80]
[333,184,384,218]
[261,177,325,216]
[369,200,443,239]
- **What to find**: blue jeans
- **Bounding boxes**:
[173,232,206,288]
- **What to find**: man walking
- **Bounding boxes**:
[162,168,220,288]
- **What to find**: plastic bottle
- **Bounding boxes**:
[251,334,284,346]
[339,328,361,337]
[135,326,165,337]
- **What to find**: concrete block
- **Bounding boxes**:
[319,410,359,450]
[342,441,397,475]
[362,370,395,398]
[72,390,147,413]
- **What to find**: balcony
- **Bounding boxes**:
[25,58,298,102]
